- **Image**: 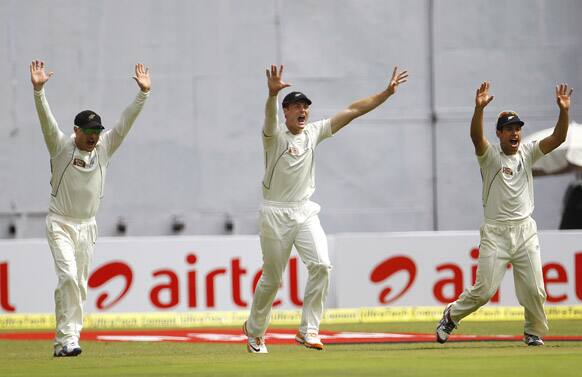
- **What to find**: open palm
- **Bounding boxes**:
[30,60,53,90]
[556,83,573,111]
[132,63,151,92]
[387,67,408,96]
[475,81,494,109]
[266,65,290,96]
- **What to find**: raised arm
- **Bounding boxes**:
[470,81,494,156]
[539,83,573,154]
[329,66,408,135]
[30,60,65,156]
[102,63,151,157]
[264,65,290,137]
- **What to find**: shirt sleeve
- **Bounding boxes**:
[263,95,279,137]
[100,90,149,158]
[312,118,333,146]
[33,89,67,157]
[530,140,545,164]
[476,143,494,168]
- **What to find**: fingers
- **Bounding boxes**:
[30,59,43,72]
[134,63,149,76]
[556,83,574,97]
[267,64,284,80]
[477,81,490,94]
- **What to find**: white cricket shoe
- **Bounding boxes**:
[436,303,457,344]
[523,333,544,346]
[53,341,82,357]
[243,321,268,354]
[295,331,324,350]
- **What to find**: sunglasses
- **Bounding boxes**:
[80,128,103,135]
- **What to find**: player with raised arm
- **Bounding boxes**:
[243,65,408,353]
[30,60,151,357]
[436,81,573,346]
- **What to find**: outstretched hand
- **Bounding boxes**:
[556,83,573,111]
[266,64,290,96]
[132,63,151,93]
[475,81,494,109]
[30,60,54,91]
[386,67,408,96]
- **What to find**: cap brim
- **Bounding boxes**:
[505,119,524,127]
[283,98,312,106]
[79,121,104,129]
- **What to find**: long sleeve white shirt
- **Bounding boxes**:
[34,88,149,219]
[261,95,332,202]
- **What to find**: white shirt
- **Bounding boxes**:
[478,141,544,221]
[34,89,149,219]
[261,97,332,202]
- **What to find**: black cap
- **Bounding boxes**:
[282,91,312,108]
[74,110,104,129]
[496,111,524,130]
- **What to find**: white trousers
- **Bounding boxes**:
[247,200,332,337]
[46,213,97,347]
[449,216,548,336]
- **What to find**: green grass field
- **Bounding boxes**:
[2,320,582,377]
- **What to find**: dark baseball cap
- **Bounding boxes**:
[282,91,312,108]
[496,110,524,130]
[74,110,104,129]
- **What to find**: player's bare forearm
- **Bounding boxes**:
[330,90,391,134]
[540,108,569,154]
[540,83,573,154]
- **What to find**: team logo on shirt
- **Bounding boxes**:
[502,166,513,176]
[288,146,300,156]
[73,158,86,168]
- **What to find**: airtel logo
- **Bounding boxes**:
[369,256,416,304]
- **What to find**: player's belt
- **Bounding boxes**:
[262,199,309,208]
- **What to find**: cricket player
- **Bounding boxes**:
[243,65,408,353]
[436,81,573,346]
[30,60,151,356]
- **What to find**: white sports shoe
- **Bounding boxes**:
[436,303,457,344]
[523,333,544,346]
[53,341,82,357]
[243,321,268,354]
[295,331,324,350]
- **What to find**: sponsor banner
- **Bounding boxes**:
[334,231,582,307]
[0,231,581,316]
[0,236,313,313]
[1,306,582,330]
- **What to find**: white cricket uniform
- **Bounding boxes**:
[246,96,333,337]
[34,88,149,348]
[449,141,548,337]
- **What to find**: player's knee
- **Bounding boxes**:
[468,287,495,306]
[307,263,332,278]
[57,269,78,287]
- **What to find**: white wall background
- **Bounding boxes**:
[1,0,581,238]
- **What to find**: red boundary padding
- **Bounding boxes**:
[1,329,582,344]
